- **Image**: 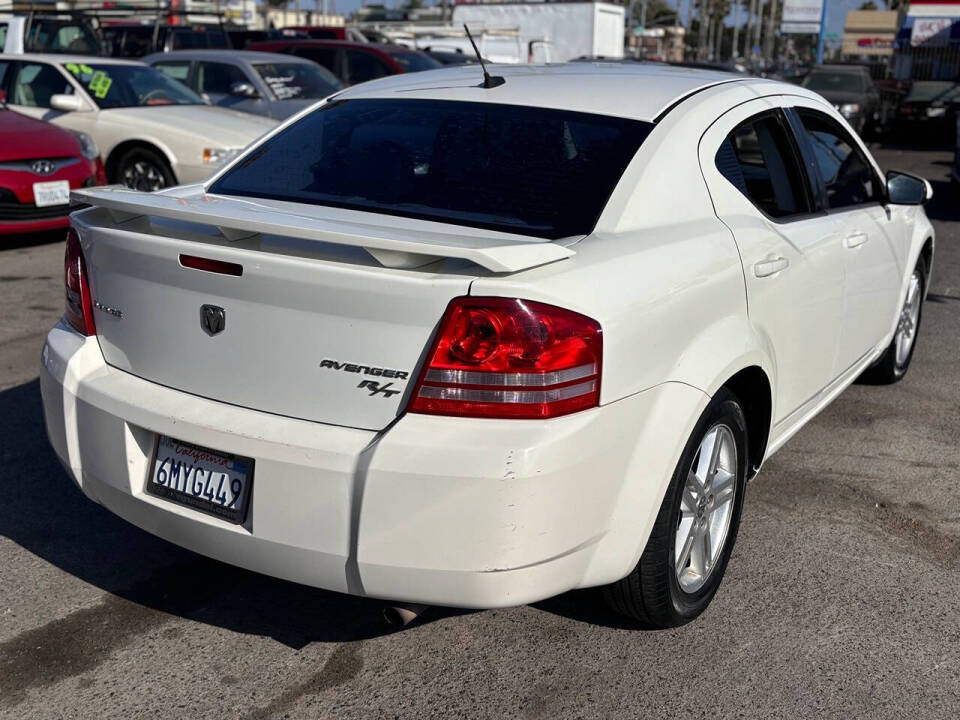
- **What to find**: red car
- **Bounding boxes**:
[245,40,441,86]
[0,108,106,237]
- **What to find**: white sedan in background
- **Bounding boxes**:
[0,54,277,191]
[42,63,933,628]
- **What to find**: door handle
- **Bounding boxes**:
[844,232,868,248]
[754,256,789,278]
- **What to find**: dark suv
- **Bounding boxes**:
[245,39,441,86]
[802,64,880,135]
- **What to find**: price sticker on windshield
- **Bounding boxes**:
[89,71,113,99]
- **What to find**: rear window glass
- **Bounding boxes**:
[209,99,652,239]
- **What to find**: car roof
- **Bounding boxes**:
[13,53,146,66]
[335,62,792,122]
[142,49,313,64]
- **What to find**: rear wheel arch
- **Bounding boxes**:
[720,366,772,478]
[105,140,177,185]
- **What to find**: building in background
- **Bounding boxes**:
[894,0,960,80]
[843,9,897,59]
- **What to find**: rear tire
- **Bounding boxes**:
[859,258,926,385]
[113,146,175,192]
[602,388,748,628]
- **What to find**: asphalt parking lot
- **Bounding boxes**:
[1,145,958,719]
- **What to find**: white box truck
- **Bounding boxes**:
[452,1,625,63]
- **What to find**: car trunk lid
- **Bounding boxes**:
[72,187,575,431]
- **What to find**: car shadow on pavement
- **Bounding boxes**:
[0,379,466,649]
[3,229,66,251]
[532,591,657,631]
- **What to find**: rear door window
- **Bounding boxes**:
[715,112,812,219]
[795,109,880,210]
[210,98,653,239]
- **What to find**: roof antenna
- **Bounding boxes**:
[463,24,505,89]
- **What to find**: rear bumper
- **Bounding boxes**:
[40,321,708,608]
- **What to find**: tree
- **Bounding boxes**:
[858,1,879,9]
[629,0,677,27]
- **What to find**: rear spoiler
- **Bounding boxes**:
[71,187,575,273]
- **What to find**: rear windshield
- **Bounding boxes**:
[209,99,652,239]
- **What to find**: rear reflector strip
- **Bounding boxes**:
[179,254,243,276]
[417,380,597,405]
[423,363,597,387]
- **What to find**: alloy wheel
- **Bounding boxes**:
[895,270,922,369]
[121,160,168,192]
[675,422,737,593]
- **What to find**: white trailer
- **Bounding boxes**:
[451,1,625,63]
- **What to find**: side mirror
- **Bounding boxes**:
[229,81,259,98]
[886,170,932,205]
[50,93,88,112]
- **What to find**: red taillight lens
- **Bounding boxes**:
[64,227,96,336]
[409,297,602,419]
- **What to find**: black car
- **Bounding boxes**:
[894,81,960,144]
[801,65,880,135]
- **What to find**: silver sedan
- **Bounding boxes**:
[144,49,343,121]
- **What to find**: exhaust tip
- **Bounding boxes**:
[383,603,428,628]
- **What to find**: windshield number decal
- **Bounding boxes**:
[88,71,112,99]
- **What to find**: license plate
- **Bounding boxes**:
[146,435,253,524]
[33,180,71,207]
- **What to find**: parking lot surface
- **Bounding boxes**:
[1,146,958,719]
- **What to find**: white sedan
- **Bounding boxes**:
[41,63,934,627]
[1,54,276,190]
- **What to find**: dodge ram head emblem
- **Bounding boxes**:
[200,305,225,336]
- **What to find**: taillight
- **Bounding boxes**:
[64,227,96,336]
[409,297,602,419]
